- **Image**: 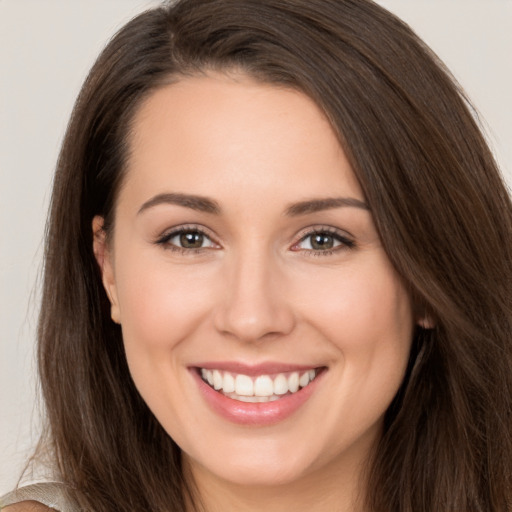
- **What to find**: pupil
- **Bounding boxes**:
[311,234,333,250]
[180,232,203,248]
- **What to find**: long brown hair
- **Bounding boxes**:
[36,1,512,510]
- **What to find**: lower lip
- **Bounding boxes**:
[191,368,324,426]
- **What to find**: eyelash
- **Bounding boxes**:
[292,226,355,257]
[155,225,217,255]
[154,225,355,256]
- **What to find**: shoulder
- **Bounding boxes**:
[0,483,75,512]
[2,501,56,511]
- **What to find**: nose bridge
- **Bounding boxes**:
[214,243,295,342]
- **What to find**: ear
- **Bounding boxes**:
[417,312,435,330]
[92,216,121,324]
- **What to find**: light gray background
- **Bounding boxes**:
[1,0,511,494]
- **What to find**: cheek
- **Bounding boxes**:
[112,254,219,427]
[294,261,414,446]
[300,261,413,349]
[113,252,217,352]
[293,257,414,409]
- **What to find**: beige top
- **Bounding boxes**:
[0,483,79,512]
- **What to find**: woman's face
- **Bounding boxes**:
[95,73,415,489]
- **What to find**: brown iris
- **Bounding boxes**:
[180,231,204,249]
[310,233,335,250]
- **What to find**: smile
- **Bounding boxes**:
[192,363,326,425]
[200,368,319,403]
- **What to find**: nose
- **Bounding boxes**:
[213,248,295,343]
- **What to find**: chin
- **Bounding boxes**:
[183,435,329,489]
[201,459,311,488]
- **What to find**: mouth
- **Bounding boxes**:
[199,367,320,403]
[192,363,326,425]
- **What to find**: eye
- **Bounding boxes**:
[171,231,213,249]
[156,227,218,252]
[292,228,354,254]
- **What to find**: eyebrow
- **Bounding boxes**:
[137,192,369,216]
[284,197,370,216]
[138,193,221,215]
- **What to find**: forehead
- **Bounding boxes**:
[122,72,364,211]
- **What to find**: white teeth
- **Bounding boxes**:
[213,370,223,390]
[237,395,260,403]
[225,393,282,403]
[235,374,254,396]
[201,367,318,401]
[288,372,299,393]
[254,375,274,397]
[223,372,235,393]
[273,374,288,395]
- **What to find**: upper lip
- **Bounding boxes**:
[192,361,323,376]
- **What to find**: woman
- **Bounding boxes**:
[2,0,511,511]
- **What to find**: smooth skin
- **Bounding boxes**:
[93,73,417,512]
